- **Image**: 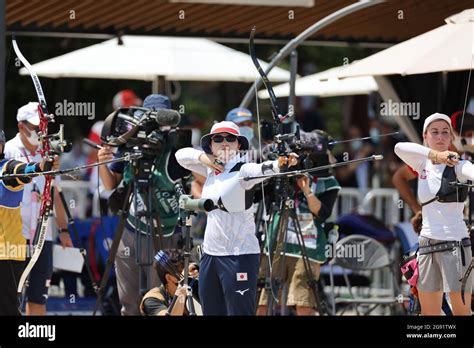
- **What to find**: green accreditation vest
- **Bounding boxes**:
[266,176,340,263]
[123,147,180,237]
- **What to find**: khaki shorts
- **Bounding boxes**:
[258,255,320,307]
[417,236,473,293]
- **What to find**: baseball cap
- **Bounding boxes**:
[112,89,142,109]
[422,113,453,133]
[143,94,171,110]
[225,107,253,125]
[17,102,40,126]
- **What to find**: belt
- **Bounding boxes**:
[419,237,471,266]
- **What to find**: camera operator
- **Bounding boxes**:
[257,129,341,316]
[140,249,198,316]
[97,94,190,316]
[175,121,298,315]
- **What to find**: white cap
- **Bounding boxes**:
[422,113,453,133]
[17,102,40,126]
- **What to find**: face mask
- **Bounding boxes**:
[350,140,362,152]
[24,129,39,146]
[239,126,254,141]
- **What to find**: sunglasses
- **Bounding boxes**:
[211,134,238,143]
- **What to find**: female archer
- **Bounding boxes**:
[395,113,473,315]
[175,121,297,315]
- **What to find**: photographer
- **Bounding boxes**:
[0,129,59,315]
[97,94,190,316]
[140,249,198,316]
[175,121,298,316]
[257,129,341,316]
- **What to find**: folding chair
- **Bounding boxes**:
[328,234,405,315]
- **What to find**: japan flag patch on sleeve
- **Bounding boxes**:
[236,272,248,281]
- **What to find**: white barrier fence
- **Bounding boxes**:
[330,187,412,228]
[59,181,414,228]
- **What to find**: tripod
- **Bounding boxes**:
[165,184,199,315]
[262,173,329,316]
[94,152,163,315]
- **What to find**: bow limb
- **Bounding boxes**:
[458,55,473,137]
[11,37,48,112]
[249,27,282,126]
[459,54,473,303]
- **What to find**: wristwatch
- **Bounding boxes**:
[59,228,70,234]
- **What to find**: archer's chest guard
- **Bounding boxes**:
[205,162,256,213]
[422,165,469,206]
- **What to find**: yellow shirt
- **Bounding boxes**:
[0,159,27,261]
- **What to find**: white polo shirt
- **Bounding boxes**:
[4,134,54,241]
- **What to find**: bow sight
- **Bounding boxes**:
[261,119,334,177]
[44,124,72,155]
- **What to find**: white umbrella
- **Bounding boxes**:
[258,65,378,98]
[19,35,290,82]
[336,9,474,77]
